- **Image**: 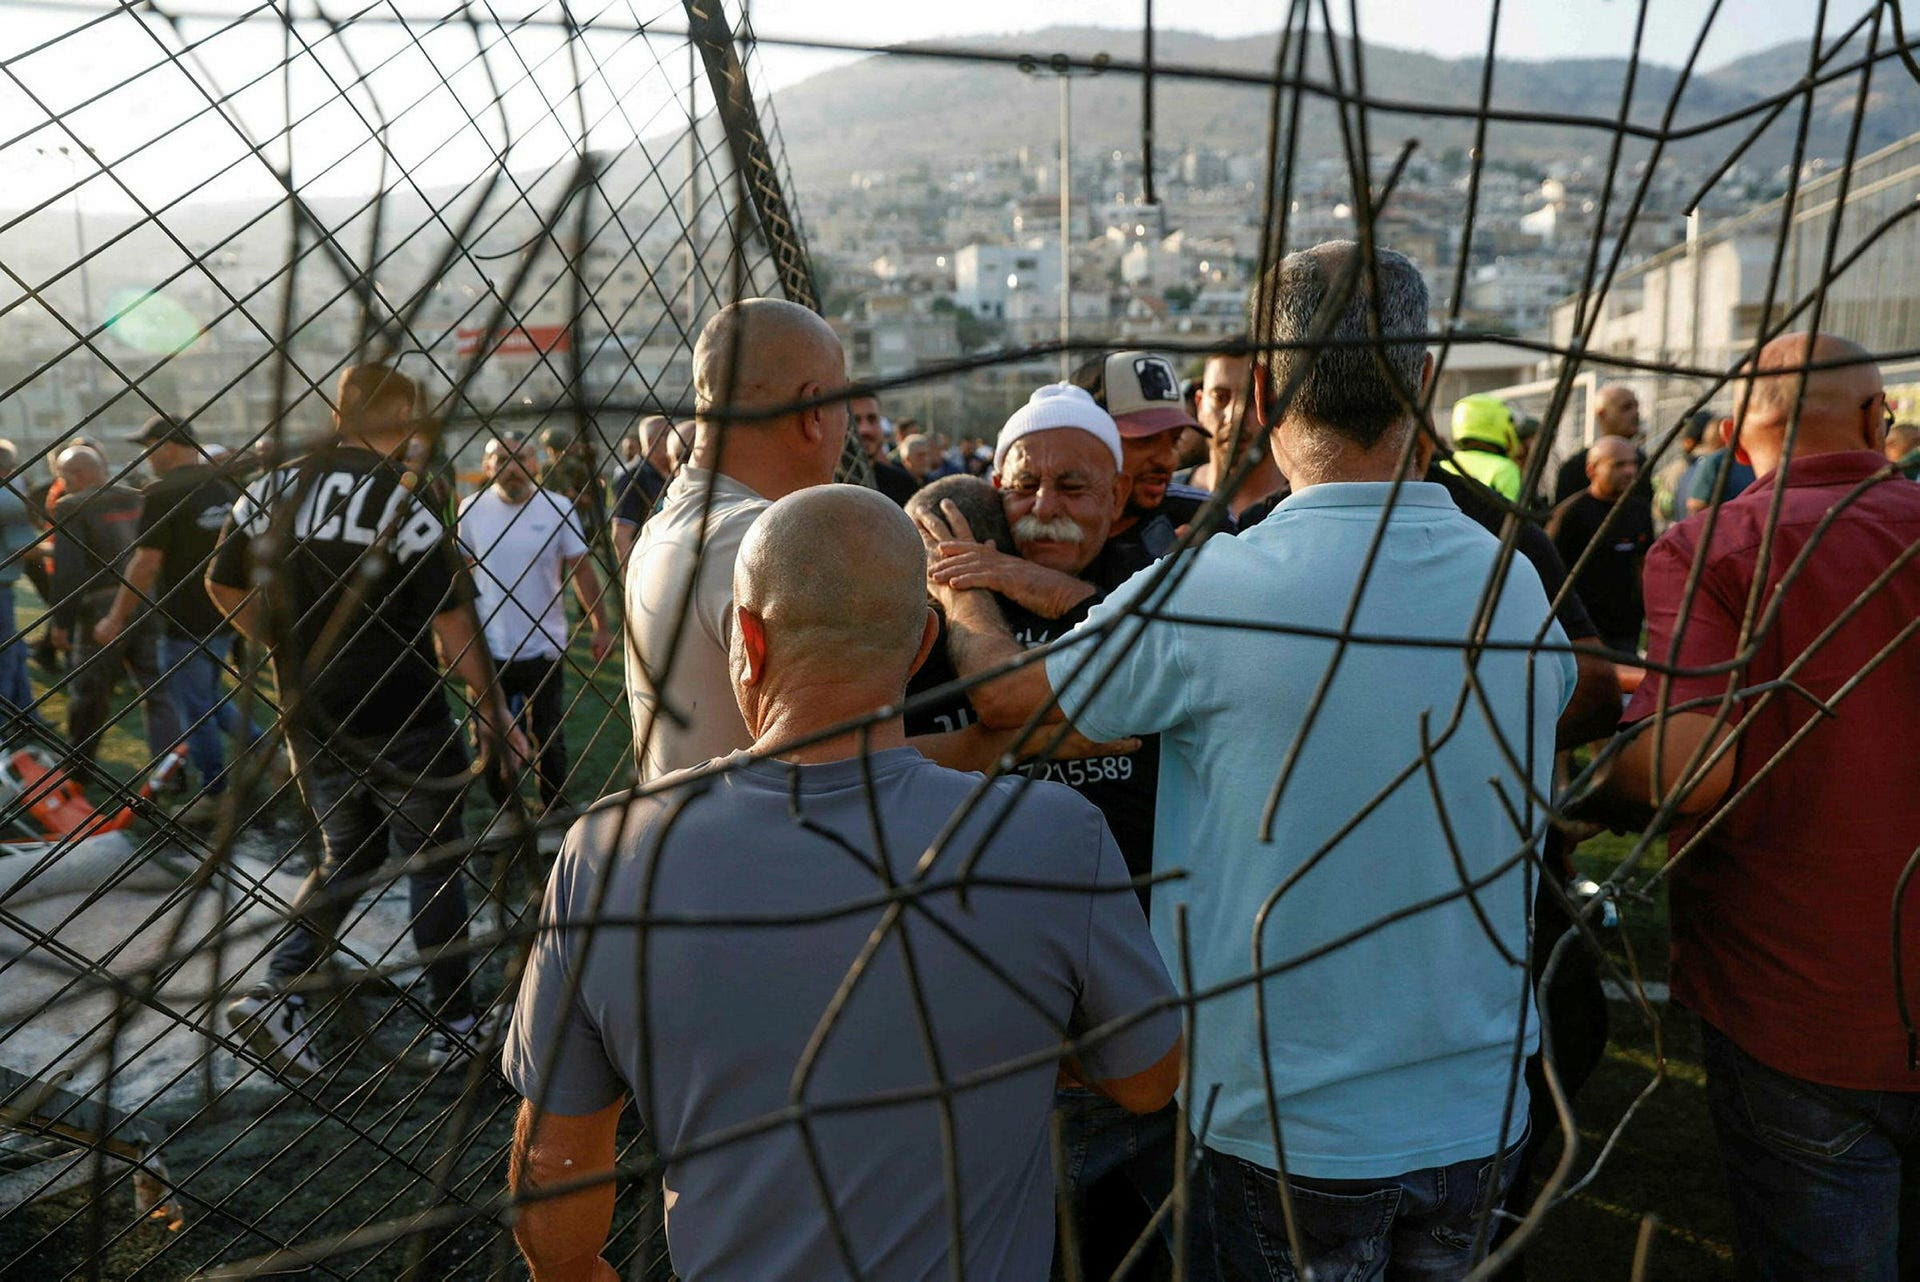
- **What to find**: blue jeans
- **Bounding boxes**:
[1205,1135,1525,1281]
[1701,1021,1920,1281]
[1056,1088,1216,1278]
[0,585,31,722]
[159,633,258,794]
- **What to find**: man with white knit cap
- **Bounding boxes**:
[910,381,1207,1278]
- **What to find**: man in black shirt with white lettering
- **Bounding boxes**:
[207,363,528,1080]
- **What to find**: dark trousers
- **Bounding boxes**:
[1702,1022,1920,1282]
[271,726,474,1021]
[1491,875,1612,1278]
[483,655,568,810]
[1055,1088,1215,1279]
[1206,1133,1525,1282]
[67,616,182,772]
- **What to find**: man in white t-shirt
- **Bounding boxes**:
[459,433,612,813]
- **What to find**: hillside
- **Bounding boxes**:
[767,26,1919,187]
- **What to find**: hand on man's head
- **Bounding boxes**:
[909,496,980,550]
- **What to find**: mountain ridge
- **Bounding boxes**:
[765,26,1917,188]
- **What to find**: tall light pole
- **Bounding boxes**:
[36,143,97,420]
[1021,53,1106,380]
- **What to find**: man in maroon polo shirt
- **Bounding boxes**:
[1587,331,1920,1280]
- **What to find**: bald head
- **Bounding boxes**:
[55,445,105,490]
[732,485,931,712]
[1594,386,1641,439]
[1732,333,1884,474]
[694,299,845,429]
[1585,434,1640,500]
[691,299,849,498]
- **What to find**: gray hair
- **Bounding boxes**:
[0,439,15,472]
[1258,240,1429,450]
[906,474,1017,556]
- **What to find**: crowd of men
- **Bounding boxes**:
[492,242,1920,1281]
[3,232,1916,1280]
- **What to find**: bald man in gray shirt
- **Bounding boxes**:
[506,484,1181,1282]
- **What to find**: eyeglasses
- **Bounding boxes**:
[1863,392,1896,436]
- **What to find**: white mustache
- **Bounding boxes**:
[1013,514,1085,544]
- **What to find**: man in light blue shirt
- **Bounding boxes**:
[930,241,1573,1278]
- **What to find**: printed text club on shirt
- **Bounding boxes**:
[237,467,445,563]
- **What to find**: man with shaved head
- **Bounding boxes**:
[47,442,183,774]
[610,413,678,567]
[1587,332,1920,1280]
[624,298,852,780]
[1553,383,1646,505]
[505,484,1180,1282]
[1546,432,1655,654]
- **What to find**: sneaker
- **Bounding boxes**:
[174,791,228,829]
[226,983,320,1080]
[423,1007,503,1070]
[474,809,531,853]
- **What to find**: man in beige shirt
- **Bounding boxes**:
[625,300,846,780]
[626,298,1128,782]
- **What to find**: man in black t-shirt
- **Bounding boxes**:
[206,363,528,1081]
[47,445,183,776]
[852,394,920,506]
[909,392,1157,879]
[609,414,675,568]
[95,414,253,815]
[1552,384,1654,508]
[1547,435,1656,655]
[909,386,1199,1278]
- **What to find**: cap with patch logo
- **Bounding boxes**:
[1070,351,1204,438]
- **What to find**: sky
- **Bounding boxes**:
[0,0,1863,218]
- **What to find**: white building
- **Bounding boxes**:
[952,243,1062,321]
[1537,130,1920,451]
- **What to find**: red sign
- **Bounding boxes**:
[456,324,571,357]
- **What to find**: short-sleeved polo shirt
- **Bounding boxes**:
[1046,480,1573,1179]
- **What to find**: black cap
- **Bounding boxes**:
[127,414,198,448]
[1681,409,1713,445]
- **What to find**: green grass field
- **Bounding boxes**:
[0,582,1739,1279]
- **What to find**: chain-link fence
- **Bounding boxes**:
[1,2,1917,1280]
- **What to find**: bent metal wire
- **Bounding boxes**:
[0,1,1912,1279]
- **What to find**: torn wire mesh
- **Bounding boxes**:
[0,2,1912,1280]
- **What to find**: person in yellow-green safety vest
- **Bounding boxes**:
[1439,393,1523,501]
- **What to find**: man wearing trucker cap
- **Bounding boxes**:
[1069,351,1216,566]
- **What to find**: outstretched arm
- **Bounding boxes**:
[1578,710,1735,835]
